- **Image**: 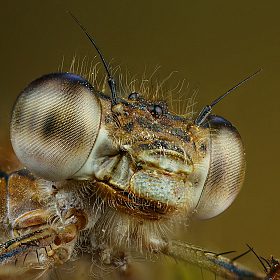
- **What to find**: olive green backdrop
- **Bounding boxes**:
[0,1,279,279]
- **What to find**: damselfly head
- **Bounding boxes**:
[10,13,260,232]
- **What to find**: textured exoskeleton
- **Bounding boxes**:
[0,71,246,276]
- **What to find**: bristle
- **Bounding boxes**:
[63,57,196,118]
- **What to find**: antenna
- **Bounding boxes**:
[195,68,262,126]
[67,11,118,107]
[246,244,268,272]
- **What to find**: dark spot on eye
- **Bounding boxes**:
[123,122,134,132]
[52,185,57,189]
[150,105,163,116]
[105,115,112,123]
[128,92,139,100]
[200,143,207,151]
[43,113,58,136]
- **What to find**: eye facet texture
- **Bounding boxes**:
[11,73,101,181]
[195,115,245,219]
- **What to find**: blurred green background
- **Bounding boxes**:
[0,1,279,279]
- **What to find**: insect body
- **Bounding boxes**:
[9,70,245,230]
[0,14,263,279]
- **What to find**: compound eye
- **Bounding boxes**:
[10,73,101,181]
[194,115,245,219]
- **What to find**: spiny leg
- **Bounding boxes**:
[148,239,265,280]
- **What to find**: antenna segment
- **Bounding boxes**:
[195,68,262,126]
[67,11,118,106]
